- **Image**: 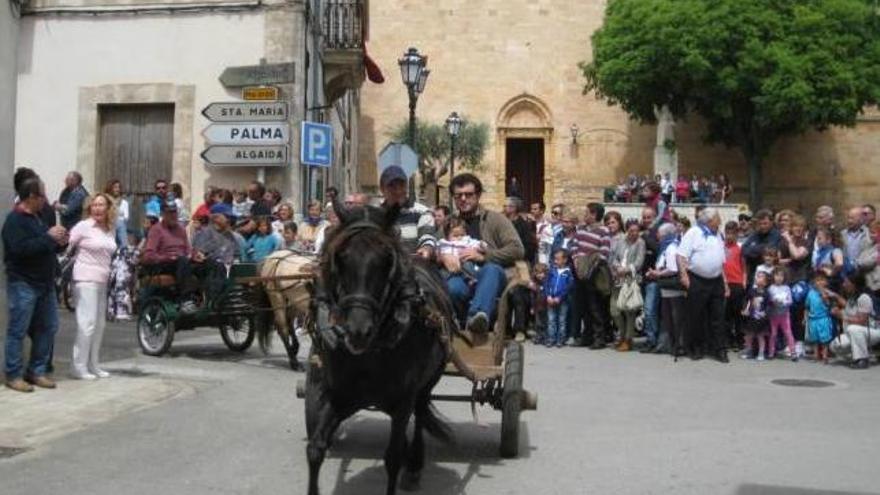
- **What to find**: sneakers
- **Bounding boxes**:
[70,370,97,380]
[756,355,765,362]
[739,351,752,360]
[25,375,56,389]
[5,378,34,393]
[90,368,111,378]
[466,312,489,335]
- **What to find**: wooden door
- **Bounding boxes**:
[505,138,545,207]
[97,104,174,199]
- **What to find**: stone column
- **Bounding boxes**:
[653,105,679,182]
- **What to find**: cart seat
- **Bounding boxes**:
[140,274,177,287]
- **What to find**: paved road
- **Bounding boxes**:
[1,322,879,495]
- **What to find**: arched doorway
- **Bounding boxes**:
[496,94,554,208]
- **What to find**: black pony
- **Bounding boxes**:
[304,203,455,495]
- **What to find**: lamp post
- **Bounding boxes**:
[398,47,428,201]
[445,111,462,208]
[398,47,429,149]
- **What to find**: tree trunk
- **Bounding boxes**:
[745,149,763,210]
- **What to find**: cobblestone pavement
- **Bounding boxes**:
[1,322,879,495]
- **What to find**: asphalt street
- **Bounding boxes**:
[1,317,880,495]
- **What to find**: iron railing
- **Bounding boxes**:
[322,0,364,50]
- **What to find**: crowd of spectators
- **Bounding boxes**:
[5,166,879,393]
[610,173,733,204]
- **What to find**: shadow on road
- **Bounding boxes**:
[735,484,878,495]
[322,415,530,495]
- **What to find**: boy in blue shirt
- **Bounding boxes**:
[544,249,575,347]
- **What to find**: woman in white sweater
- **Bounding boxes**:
[68,193,118,379]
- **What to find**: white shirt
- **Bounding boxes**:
[678,225,725,279]
[655,242,679,273]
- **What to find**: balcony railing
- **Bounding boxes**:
[323,0,364,50]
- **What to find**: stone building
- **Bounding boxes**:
[13,0,367,215]
[358,0,879,213]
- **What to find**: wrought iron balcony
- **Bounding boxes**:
[323,0,364,50]
[321,0,366,102]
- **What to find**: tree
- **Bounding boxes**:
[581,0,880,208]
[390,117,490,183]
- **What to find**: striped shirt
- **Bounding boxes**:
[387,201,437,253]
[572,224,611,262]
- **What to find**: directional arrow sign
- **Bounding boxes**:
[202,102,289,122]
[219,62,295,87]
[201,145,288,166]
[202,122,290,145]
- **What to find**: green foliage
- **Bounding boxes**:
[581,0,880,206]
[390,117,490,178]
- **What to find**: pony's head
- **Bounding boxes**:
[321,202,406,355]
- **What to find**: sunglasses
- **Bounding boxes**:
[453,192,477,200]
[551,210,562,216]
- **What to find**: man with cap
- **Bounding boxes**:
[141,199,198,313]
[193,203,246,266]
[379,165,436,257]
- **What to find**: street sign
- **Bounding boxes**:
[242,86,279,101]
[377,142,419,178]
[201,145,288,166]
[219,62,296,87]
[201,102,289,122]
[300,121,333,167]
[202,122,290,145]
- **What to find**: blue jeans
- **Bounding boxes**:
[446,262,507,323]
[5,280,59,379]
[547,301,568,345]
[643,282,660,347]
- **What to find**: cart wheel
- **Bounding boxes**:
[220,315,256,352]
[137,299,175,356]
[500,341,524,458]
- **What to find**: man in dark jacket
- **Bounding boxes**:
[442,174,524,335]
[4,178,68,392]
[741,209,782,287]
[54,171,88,230]
[504,196,537,264]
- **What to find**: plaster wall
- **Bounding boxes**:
[15,7,308,209]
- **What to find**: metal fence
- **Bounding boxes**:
[322,0,363,49]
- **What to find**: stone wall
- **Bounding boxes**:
[359,0,880,215]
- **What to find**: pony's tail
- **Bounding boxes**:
[418,402,454,444]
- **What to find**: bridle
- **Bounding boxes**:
[317,220,415,350]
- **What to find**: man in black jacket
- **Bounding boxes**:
[3,178,68,392]
[741,209,782,287]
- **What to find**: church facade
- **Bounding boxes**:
[358,0,879,213]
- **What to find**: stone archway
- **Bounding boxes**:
[495,93,554,207]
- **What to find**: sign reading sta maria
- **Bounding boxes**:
[202,122,290,145]
[202,102,288,122]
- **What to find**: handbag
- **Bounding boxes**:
[617,277,644,312]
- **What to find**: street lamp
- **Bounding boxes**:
[445,111,462,208]
[398,47,429,148]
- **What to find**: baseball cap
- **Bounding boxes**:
[209,202,235,219]
[380,165,407,187]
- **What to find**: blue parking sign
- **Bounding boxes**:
[300,121,333,167]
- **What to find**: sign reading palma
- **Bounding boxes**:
[202,122,290,145]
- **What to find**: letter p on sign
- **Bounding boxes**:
[300,121,333,168]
